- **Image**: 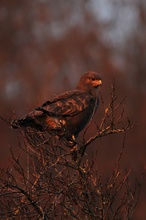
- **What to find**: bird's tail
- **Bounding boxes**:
[11,118,32,129]
[11,120,19,129]
[11,116,44,131]
[11,108,47,130]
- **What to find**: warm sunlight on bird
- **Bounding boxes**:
[11,71,102,141]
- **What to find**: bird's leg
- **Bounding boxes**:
[69,135,78,162]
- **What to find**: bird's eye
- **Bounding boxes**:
[91,78,96,81]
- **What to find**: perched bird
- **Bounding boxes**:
[11,71,102,141]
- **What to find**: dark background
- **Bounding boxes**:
[0,0,146,218]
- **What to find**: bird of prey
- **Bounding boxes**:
[11,71,102,142]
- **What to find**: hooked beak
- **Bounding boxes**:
[97,80,102,85]
[93,79,102,88]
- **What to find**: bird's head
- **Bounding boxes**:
[76,71,102,93]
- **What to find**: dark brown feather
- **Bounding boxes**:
[11,71,102,138]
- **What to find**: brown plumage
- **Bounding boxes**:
[11,71,102,140]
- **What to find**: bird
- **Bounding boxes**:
[11,71,102,142]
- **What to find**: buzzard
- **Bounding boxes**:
[11,71,102,141]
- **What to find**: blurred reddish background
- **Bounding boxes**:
[0,0,146,219]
